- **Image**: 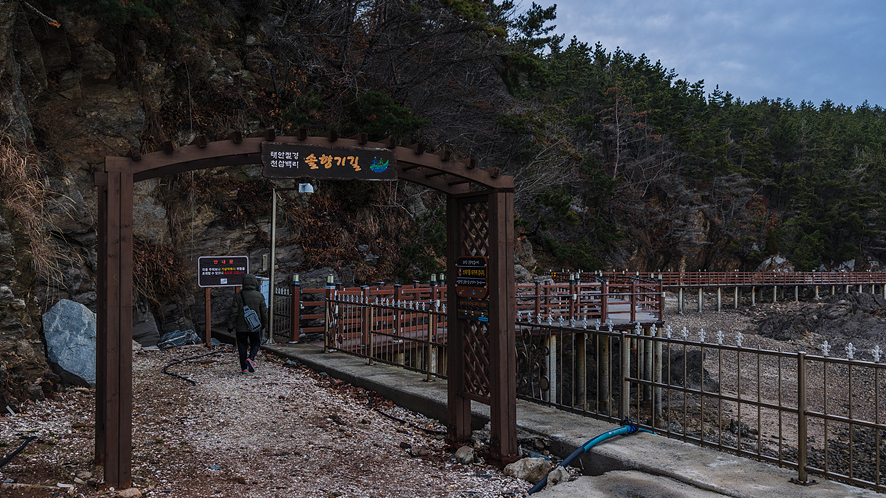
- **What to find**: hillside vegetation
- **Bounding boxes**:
[12,0,886,275]
[0,0,884,404]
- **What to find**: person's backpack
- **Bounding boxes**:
[239,292,262,332]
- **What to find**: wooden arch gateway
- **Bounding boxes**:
[95,131,517,487]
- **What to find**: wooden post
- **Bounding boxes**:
[487,189,518,462]
[290,274,300,343]
[427,280,438,380]
[601,280,609,321]
[394,284,403,335]
[653,325,662,420]
[599,333,611,415]
[569,274,577,318]
[678,287,684,314]
[95,173,107,468]
[204,287,212,348]
[644,326,652,402]
[323,275,335,353]
[95,163,134,489]
[268,188,277,344]
[446,195,471,444]
[577,332,587,410]
[697,287,703,313]
[630,279,638,322]
[547,334,558,403]
[361,285,371,348]
[619,332,630,420]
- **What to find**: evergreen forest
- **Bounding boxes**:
[24,0,886,274]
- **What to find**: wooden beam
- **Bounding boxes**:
[97,160,134,488]
[447,195,471,444]
[487,189,518,463]
[130,136,514,190]
[94,178,107,466]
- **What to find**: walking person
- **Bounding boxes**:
[227,273,268,373]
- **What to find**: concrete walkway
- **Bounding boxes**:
[263,342,881,498]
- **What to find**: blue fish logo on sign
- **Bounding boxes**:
[370,157,390,173]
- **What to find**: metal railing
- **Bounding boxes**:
[312,288,886,491]
[264,271,886,491]
[514,319,886,491]
[323,290,448,380]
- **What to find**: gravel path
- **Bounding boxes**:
[1,345,531,497]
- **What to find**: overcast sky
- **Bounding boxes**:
[527,0,886,108]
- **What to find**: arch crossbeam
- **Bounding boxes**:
[127,135,513,195]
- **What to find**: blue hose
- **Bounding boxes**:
[527,420,654,494]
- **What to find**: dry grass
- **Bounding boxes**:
[0,131,59,284]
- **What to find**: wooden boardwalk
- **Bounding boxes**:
[270,270,886,342]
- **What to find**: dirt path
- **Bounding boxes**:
[1,346,530,498]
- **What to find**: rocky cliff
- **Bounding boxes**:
[0,202,57,410]
[0,1,805,405]
[0,2,451,402]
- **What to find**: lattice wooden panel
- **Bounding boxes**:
[460,199,490,402]
[463,320,491,401]
[461,199,489,257]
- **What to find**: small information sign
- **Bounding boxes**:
[456,256,488,298]
[198,256,249,287]
[261,142,397,180]
[456,256,489,321]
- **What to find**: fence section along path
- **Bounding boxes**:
[512,320,886,493]
[270,271,886,342]
[269,274,667,344]
[264,270,886,494]
[590,271,886,313]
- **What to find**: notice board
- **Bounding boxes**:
[198,256,249,287]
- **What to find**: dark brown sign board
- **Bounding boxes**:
[198,256,249,287]
[261,142,397,180]
[456,256,489,321]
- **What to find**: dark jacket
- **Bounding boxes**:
[227,274,269,333]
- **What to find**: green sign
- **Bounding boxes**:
[261,143,397,180]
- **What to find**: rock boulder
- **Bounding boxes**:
[42,299,96,386]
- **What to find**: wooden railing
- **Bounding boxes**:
[271,276,666,343]
[593,271,886,288]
